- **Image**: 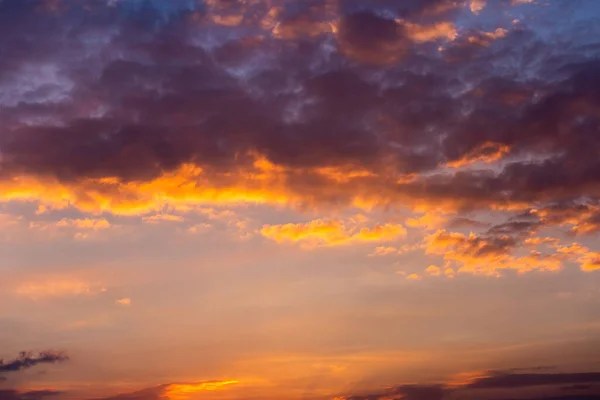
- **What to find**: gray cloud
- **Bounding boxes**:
[0,352,68,374]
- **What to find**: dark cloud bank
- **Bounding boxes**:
[340,370,600,400]
[1,0,600,217]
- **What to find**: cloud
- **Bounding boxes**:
[465,371,600,389]
[261,219,406,248]
[424,265,442,276]
[141,214,185,224]
[0,0,599,277]
[406,213,448,231]
[29,218,111,231]
[445,142,510,168]
[425,229,565,275]
[89,380,239,400]
[469,0,486,14]
[0,351,68,374]
[336,370,600,400]
[115,298,131,306]
[15,278,107,299]
[0,389,63,400]
[402,21,458,43]
[556,243,600,272]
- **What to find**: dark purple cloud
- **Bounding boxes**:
[337,371,600,400]
[0,352,68,374]
[0,0,599,228]
[0,389,62,400]
[466,371,600,389]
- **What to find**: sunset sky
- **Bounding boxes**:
[1,0,600,399]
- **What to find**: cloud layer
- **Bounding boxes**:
[0,0,598,214]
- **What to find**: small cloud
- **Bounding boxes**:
[187,223,212,234]
[0,351,68,374]
[55,218,110,230]
[425,265,442,276]
[29,218,111,231]
[445,267,456,279]
[406,273,422,280]
[15,278,106,300]
[403,21,458,43]
[406,212,448,231]
[446,142,510,168]
[469,0,486,14]
[115,297,131,306]
[142,214,184,224]
[369,246,400,257]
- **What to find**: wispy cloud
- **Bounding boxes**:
[0,351,68,374]
[261,219,406,248]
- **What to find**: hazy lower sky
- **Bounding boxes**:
[1,1,600,400]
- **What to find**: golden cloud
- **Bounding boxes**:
[425,229,563,275]
[261,219,406,249]
[557,243,600,272]
[164,381,239,400]
[0,151,520,219]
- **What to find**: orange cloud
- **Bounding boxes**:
[557,243,600,272]
[273,18,336,39]
[468,28,509,46]
[469,0,486,14]
[406,212,448,230]
[0,151,588,224]
[425,230,563,275]
[403,21,458,43]
[531,204,600,235]
[15,278,106,299]
[261,219,406,249]
[425,265,442,276]
[115,297,131,306]
[446,142,510,168]
[406,273,422,280]
[164,381,239,400]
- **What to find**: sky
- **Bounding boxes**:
[1,0,600,399]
